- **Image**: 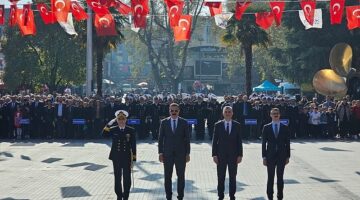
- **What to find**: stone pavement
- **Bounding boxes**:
[1,139,360,200]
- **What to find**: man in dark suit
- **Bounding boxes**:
[262,108,291,200]
[158,103,191,200]
[103,110,136,200]
[30,95,44,138]
[212,106,243,200]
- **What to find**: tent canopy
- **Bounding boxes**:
[253,80,281,92]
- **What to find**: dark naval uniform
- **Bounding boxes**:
[103,126,136,200]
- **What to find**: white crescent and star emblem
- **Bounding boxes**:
[40,6,49,15]
[55,0,66,11]
[332,3,340,15]
[352,9,360,18]
[99,17,110,28]
[91,1,102,8]
[178,19,189,31]
[272,6,280,14]
[71,3,80,12]
[11,8,16,19]
[304,4,312,15]
[134,4,144,18]
[0,8,3,17]
[169,5,179,18]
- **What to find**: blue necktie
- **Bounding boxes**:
[226,122,230,135]
[172,120,176,133]
[274,124,279,138]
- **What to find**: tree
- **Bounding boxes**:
[222,7,270,95]
[269,1,360,86]
[136,0,204,92]
[1,12,86,92]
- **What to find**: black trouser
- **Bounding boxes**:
[151,120,160,140]
[56,117,66,138]
[267,158,286,200]
[195,119,205,139]
[339,119,350,137]
[113,161,131,200]
[207,120,215,139]
[217,156,238,200]
[164,154,186,200]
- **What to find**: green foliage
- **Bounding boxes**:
[1,13,86,92]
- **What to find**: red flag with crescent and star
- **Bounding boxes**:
[16,9,36,36]
[86,0,110,15]
[346,5,360,30]
[114,0,132,15]
[22,4,31,26]
[269,1,285,26]
[173,15,192,42]
[255,12,274,30]
[300,0,316,25]
[0,5,5,25]
[94,13,117,36]
[70,1,88,21]
[204,1,223,17]
[131,0,149,28]
[9,4,17,27]
[51,0,71,22]
[166,0,184,27]
[37,3,57,24]
[330,0,344,25]
[235,1,251,21]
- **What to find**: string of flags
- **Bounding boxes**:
[0,0,359,42]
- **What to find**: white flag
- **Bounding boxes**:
[214,13,233,29]
[59,14,78,36]
[299,9,323,30]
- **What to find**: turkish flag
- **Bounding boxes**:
[71,1,88,21]
[204,2,222,17]
[346,5,360,30]
[37,3,57,24]
[235,1,251,21]
[9,5,17,27]
[166,0,184,27]
[51,0,71,22]
[86,0,110,15]
[0,5,5,25]
[132,0,149,28]
[173,15,192,42]
[255,12,274,30]
[114,0,132,15]
[270,1,285,26]
[22,4,31,26]
[300,0,316,25]
[94,13,117,36]
[330,0,344,25]
[16,9,36,36]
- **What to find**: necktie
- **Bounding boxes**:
[226,122,230,135]
[172,120,176,133]
[274,124,279,138]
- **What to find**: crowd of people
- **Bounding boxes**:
[0,92,359,140]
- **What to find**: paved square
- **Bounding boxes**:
[1,139,360,200]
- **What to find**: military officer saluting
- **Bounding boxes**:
[103,110,136,200]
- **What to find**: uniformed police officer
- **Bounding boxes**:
[103,110,136,200]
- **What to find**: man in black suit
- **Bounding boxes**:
[262,108,291,200]
[103,110,136,200]
[212,106,243,200]
[30,95,44,138]
[158,103,191,200]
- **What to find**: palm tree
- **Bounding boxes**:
[92,14,126,97]
[222,15,270,95]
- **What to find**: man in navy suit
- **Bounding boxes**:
[212,106,243,200]
[158,103,191,200]
[262,108,291,200]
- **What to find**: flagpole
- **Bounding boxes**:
[86,8,93,96]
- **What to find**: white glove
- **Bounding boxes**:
[107,118,116,126]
